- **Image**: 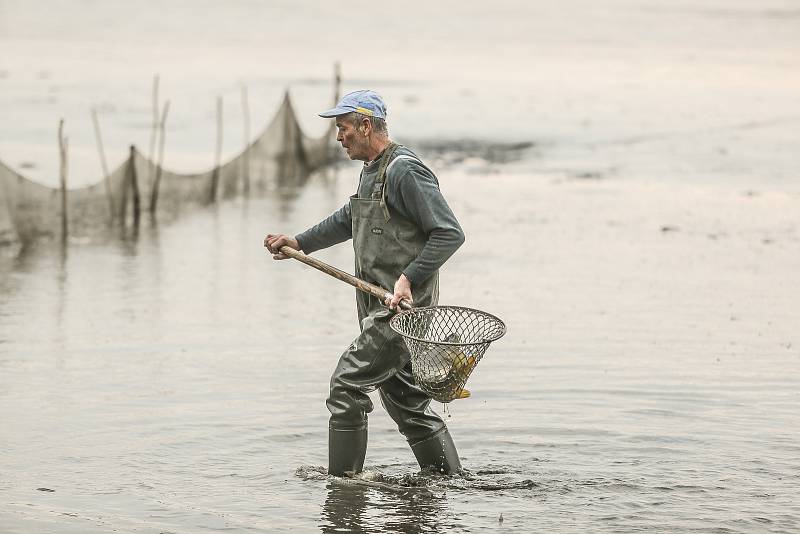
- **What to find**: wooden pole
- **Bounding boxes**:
[91,108,115,221]
[334,61,341,103]
[146,75,160,192]
[328,63,342,163]
[149,100,170,214]
[278,246,412,310]
[58,119,68,243]
[129,145,140,227]
[241,85,251,195]
[209,95,223,203]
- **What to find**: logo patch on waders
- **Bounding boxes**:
[371,228,383,235]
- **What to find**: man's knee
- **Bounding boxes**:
[327,382,373,429]
[379,379,445,442]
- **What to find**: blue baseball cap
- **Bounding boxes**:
[319,90,387,119]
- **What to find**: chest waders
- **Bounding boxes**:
[327,143,461,476]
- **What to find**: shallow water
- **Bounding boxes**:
[1,162,799,532]
[2,1,800,531]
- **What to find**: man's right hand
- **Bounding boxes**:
[264,233,300,260]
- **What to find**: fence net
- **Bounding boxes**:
[0,91,333,245]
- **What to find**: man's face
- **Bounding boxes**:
[335,116,368,161]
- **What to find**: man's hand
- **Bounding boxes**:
[385,274,412,310]
[264,233,300,260]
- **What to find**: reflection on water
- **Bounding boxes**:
[312,464,537,533]
[321,479,455,534]
[321,483,370,534]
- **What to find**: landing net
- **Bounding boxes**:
[390,306,506,403]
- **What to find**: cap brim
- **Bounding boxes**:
[318,106,352,118]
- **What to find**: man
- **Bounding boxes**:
[264,90,465,476]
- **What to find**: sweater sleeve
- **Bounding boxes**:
[388,160,465,284]
[294,202,352,253]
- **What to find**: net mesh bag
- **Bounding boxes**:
[390,306,506,403]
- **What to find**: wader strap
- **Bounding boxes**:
[376,142,399,222]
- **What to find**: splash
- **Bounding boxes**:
[295,465,537,492]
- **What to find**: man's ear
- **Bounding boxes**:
[360,118,371,136]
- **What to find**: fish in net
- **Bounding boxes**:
[390,306,506,403]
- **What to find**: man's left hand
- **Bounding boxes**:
[386,274,412,310]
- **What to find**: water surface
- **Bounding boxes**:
[1,164,798,532]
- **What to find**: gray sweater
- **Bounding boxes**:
[295,145,464,284]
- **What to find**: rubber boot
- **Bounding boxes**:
[410,428,462,475]
[328,426,368,477]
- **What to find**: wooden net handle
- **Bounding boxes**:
[279,246,413,310]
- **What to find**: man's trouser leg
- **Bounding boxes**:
[379,361,463,475]
[326,313,401,476]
